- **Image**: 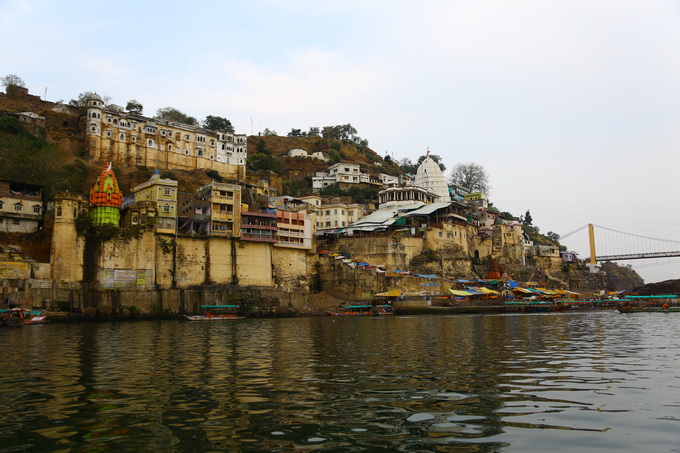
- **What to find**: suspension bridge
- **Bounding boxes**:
[560,224,680,267]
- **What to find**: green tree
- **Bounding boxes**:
[523,210,533,226]
[126,99,143,114]
[1,74,25,88]
[156,107,198,126]
[307,127,320,137]
[255,138,269,155]
[287,128,304,137]
[398,158,417,174]
[69,91,111,107]
[262,128,277,136]
[203,115,234,132]
[247,153,281,173]
[448,162,490,193]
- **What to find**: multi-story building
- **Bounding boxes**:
[316,201,364,231]
[0,181,43,233]
[195,182,242,237]
[241,208,277,242]
[275,209,313,249]
[132,171,178,234]
[177,192,210,236]
[83,93,247,180]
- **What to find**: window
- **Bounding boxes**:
[147,139,154,146]
[197,148,204,157]
[163,204,171,213]
[106,130,112,138]
[164,188,171,196]
[14,203,22,211]
[0,200,3,209]
[132,136,136,142]
[33,205,41,214]
[168,144,173,151]
[120,133,125,140]
[56,207,62,217]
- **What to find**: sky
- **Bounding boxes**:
[2,0,679,284]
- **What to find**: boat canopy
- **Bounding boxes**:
[624,295,677,299]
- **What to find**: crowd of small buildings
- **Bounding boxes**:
[0,86,579,290]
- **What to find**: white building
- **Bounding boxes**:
[413,155,450,203]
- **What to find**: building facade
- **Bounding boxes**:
[195,182,243,237]
[83,94,247,179]
[0,181,43,233]
[132,171,178,234]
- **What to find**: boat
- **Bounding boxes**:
[325,304,394,316]
[182,304,245,321]
[503,300,564,313]
[617,295,679,313]
[23,310,48,324]
[0,308,46,326]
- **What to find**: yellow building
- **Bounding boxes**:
[132,171,178,234]
[196,181,242,237]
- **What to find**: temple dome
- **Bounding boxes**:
[414,155,450,202]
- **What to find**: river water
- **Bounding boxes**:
[2,312,679,452]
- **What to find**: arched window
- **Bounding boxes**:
[56,207,62,217]
[33,205,41,214]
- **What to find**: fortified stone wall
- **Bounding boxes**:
[272,247,312,293]
[317,255,453,301]
[320,236,425,269]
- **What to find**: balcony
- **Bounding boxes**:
[241,232,277,242]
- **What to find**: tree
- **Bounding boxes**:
[1,74,25,88]
[156,107,198,126]
[203,115,234,133]
[307,126,320,137]
[448,162,490,193]
[69,91,111,107]
[523,210,533,226]
[398,157,417,174]
[287,128,304,137]
[546,231,560,242]
[262,128,277,136]
[126,100,143,114]
[418,154,446,172]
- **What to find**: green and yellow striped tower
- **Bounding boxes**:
[89,162,123,225]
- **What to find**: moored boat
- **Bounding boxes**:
[325,304,394,316]
[182,304,244,321]
[617,295,679,313]
[1,308,46,326]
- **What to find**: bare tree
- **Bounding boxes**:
[448,162,490,194]
[1,74,26,88]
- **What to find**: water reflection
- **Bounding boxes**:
[1,312,679,451]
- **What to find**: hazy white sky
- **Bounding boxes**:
[3,0,679,283]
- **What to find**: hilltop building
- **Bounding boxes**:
[83,93,247,180]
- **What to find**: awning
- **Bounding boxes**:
[375,289,402,297]
[450,289,475,296]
